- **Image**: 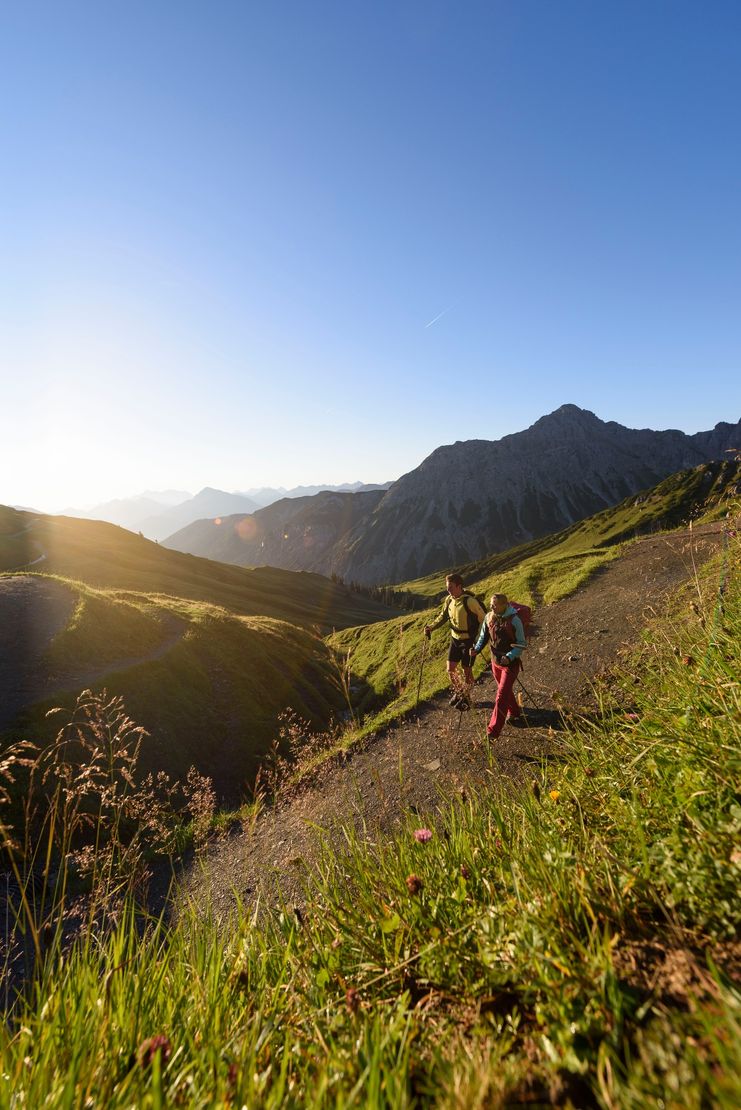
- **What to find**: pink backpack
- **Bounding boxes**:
[509,601,532,636]
[486,602,533,649]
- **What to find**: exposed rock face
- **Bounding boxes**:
[333,406,741,584]
[165,490,386,574]
[165,406,741,585]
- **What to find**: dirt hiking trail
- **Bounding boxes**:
[176,525,725,919]
[0,575,185,731]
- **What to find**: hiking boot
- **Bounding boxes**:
[449,692,461,707]
[457,694,472,712]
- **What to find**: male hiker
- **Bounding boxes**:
[424,573,486,710]
[470,593,527,739]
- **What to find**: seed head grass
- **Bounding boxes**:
[0,532,738,1105]
[2,580,347,801]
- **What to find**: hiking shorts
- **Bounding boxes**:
[448,637,474,668]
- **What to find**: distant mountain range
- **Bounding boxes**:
[238,482,392,508]
[166,488,388,573]
[60,483,391,540]
[164,405,741,585]
[60,489,194,535]
[139,489,261,541]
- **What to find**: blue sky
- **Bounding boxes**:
[2,0,740,510]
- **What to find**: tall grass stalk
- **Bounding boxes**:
[0,535,738,1105]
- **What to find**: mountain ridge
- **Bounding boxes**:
[0,505,399,632]
[165,406,741,584]
[54,483,392,538]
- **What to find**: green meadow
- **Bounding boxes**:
[1,527,738,1107]
[0,505,399,632]
[0,507,402,797]
[329,460,739,736]
[4,575,345,798]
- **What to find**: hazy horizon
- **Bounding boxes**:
[2,2,740,510]
[8,401,740,517]
[43,479,394,517]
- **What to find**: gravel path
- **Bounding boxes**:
[174,525,725,918]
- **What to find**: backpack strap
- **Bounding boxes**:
[444,593,470,637]
[461,592,484,638]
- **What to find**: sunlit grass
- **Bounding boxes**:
[3,575,345,798]
[1,535,738,1105]
[44,578,176,672]
[0,506,400,632]
[328,461,739,740]
[327,544,621,739]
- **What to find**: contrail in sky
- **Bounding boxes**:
[424,305,453,328]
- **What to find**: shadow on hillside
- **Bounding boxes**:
[520,706,567,730]
[472,702,567,732]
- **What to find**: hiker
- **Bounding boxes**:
[424,573,486,710]
[470,593,527,739]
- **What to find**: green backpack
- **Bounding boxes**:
[445,590,485,638]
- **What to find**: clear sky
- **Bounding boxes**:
[2,0,740,511]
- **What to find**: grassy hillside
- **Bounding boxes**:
[397,458,741,602]
[0,506,400,633]
[0,506,400,799]
[331,460,740,729]
[1,533,738,1106]
[3,463,735,795]
[163,488,385,575]
[3,575,345,800]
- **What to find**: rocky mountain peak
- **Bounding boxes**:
[529,404,602,433]
[165,407,741,587]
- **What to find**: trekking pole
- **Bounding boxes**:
[515,675,543,710]
[415,635,428,714]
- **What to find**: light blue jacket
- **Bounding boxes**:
[474,605,526,661]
